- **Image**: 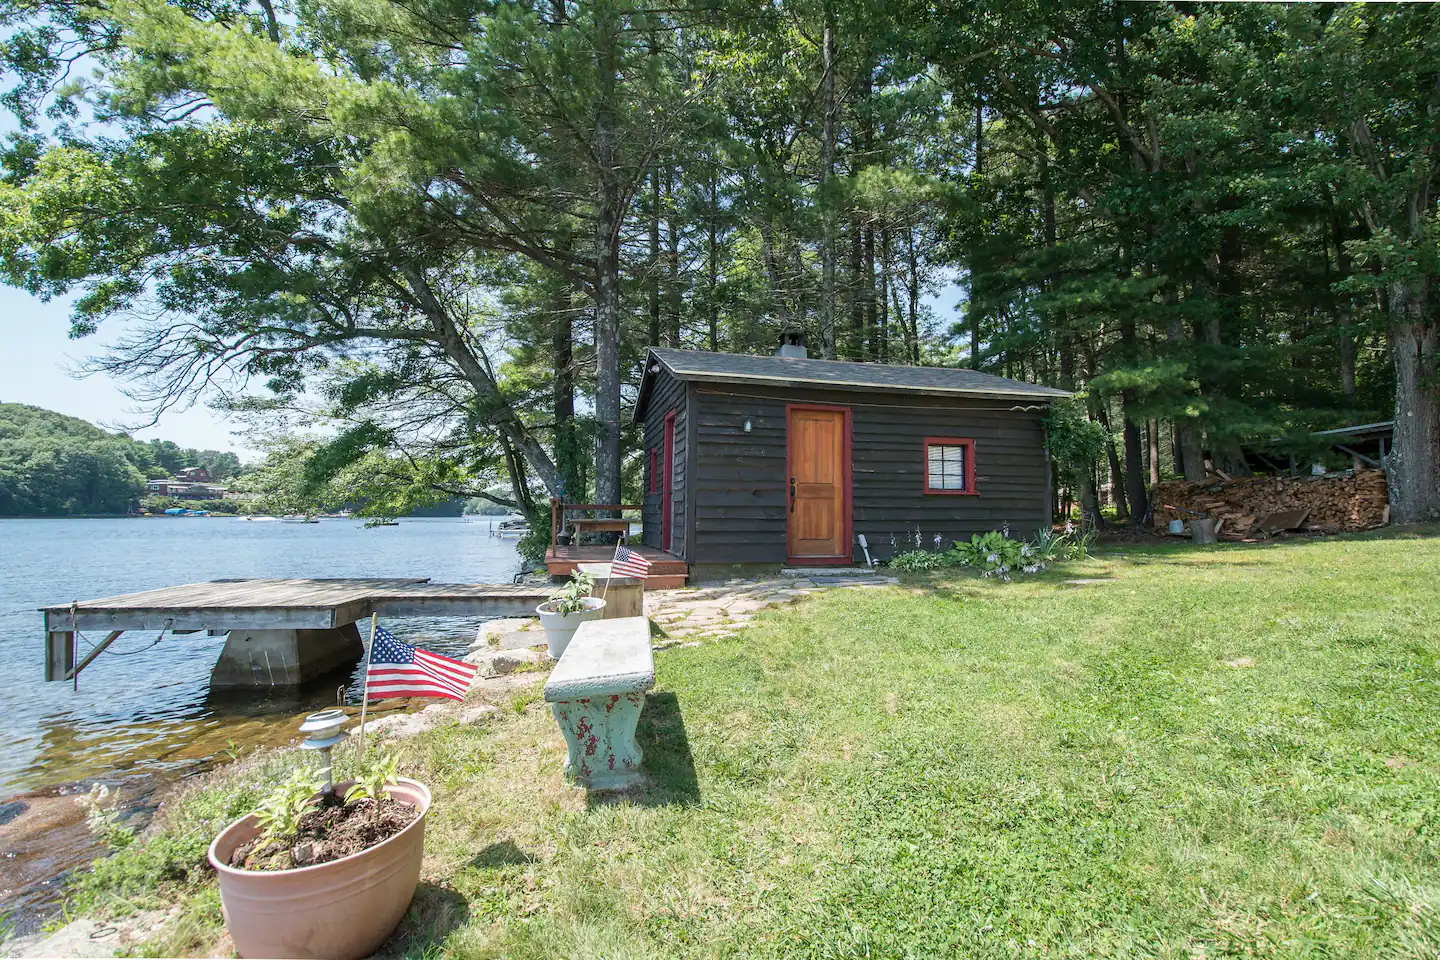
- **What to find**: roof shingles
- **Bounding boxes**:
[637,348,1068,419]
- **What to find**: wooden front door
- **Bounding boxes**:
[786,405,850,561]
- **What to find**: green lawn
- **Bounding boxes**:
[74,528,1440,957]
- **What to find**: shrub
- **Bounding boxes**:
[889,528,1093,580]
[889,550,954,571]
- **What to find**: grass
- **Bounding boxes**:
[65,526,1440,957]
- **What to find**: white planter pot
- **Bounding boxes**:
[536,598,606,659]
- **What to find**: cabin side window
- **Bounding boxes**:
[649,447,660,493]
[922,437,976,495]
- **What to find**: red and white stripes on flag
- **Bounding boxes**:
[612,543,652,579]
[365,626,477,701]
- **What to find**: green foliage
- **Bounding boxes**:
[890,527,1086,579]
[888,550,953,572]
[948,531,1037,580]
[1043,399,1109,492]
[344,751,400,806]
[1032,526,1095,565]
[547,573,596,615]
[252,769,324,846]
[71,752,299,917]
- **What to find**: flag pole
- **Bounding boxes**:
[356,613,377,758]
[603,541,622,603]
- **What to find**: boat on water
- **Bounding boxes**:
[278,516,320,524]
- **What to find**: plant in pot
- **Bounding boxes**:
[207,750,431,960]
[536,571,605,658]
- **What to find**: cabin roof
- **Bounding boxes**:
[634,348,1070,421]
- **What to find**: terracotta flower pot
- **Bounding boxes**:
[207,778,431,960]
[536,597,606,658]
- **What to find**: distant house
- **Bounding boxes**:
[631,335,1070,573]
[176,466,212,482]
[146,478,227,500]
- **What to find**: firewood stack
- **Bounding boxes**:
[1150,469,1389,538]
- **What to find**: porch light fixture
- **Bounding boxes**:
[744,419,753,433]
[298,708,348,792]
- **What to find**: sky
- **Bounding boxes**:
[2,286,256,453]
[2,278,966,461]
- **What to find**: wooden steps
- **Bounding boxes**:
[544,544,688,587]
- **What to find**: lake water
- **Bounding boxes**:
[0,517,526,796]
[0,516,526,929]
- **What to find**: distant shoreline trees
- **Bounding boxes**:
[0,404,242,516]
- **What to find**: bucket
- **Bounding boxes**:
[1168,519,1185,535]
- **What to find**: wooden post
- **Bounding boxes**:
[45,631,75,682]
[65,630,124,682]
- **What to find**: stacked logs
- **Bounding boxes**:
[1150,469,1389,538]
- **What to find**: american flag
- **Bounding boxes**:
[612,543,652,579]
[365,626,477,701]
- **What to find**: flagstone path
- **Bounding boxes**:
[340,571,897,745]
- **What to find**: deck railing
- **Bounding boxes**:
[550,499,642,548]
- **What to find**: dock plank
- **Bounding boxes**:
[41,578,551,634]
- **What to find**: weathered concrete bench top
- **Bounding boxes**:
[543,616,655,702]
[544,616,654,790]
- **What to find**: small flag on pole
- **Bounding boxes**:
[365,626,477,701]
[612,543,652,579]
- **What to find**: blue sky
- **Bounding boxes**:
[2,285,255,452]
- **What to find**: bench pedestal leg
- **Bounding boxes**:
[550,692,646,790]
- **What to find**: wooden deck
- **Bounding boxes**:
[544,544,688,588]
[41,578,555,680]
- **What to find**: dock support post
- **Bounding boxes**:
[211,624,366,688]
[45,631,74,682]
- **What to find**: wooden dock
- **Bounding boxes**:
[42,578,553,682]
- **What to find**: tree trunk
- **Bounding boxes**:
[1123,413,1148,526]
[1094,398,1128,521]
[647,167,661,346]
[849,222,864,358]
[1148,418,1160,485]
[1331,210,1358,398]
[1166,290,1207,482]
[968,95,984,370]
[402,266,562,498]
[707,171,720,352]
[551,265,580,501]
[592,1,623,508]
[1389,279,1440,522]
[665,174,681,346]
[906,227,921,364]
[818,8,837,360]
[878,228,891,361]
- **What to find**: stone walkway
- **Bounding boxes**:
[467,568,899,659]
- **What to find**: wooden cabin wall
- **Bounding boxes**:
[638,367,689,559]
[690,385,1051,564]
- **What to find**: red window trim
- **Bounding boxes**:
[922,436,978,496]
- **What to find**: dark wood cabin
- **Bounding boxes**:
[633,343,1071,574]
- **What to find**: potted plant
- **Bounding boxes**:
[536,571,605,658]
[207,752,430,960]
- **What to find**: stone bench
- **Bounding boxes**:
[543,616,654,790]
